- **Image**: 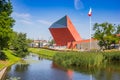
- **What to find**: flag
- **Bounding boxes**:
[88,8,92,16]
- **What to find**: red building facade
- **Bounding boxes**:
[49,15,82,48]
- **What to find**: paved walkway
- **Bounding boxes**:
[0,67,7,80]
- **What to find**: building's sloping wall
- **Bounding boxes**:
[67,16,82,41]
[49,15,82,48]
[49,28,75,46]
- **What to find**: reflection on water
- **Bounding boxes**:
[4,53,120,80]
[94,63,120,80]
[14,64,29,73]
[67,69,73,80]
[52,62,73,80]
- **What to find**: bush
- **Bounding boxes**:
[0,51,7,60]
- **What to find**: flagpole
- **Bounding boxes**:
[89,8,92,80]
[90,16,91,50]
[88,8,92,50]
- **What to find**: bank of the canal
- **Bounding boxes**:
[1,48,120,80]
[29,48,57,59]
[29,48,120,68]
[0,67,7,80]
[0,50,20,70]
[4,53,120,80]
[4,53,95,80]
[0,50,21,79]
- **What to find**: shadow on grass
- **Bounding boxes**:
[0,51,8,60]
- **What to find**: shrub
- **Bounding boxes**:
[0,51,7,60]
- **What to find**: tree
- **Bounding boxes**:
[93,22,120,50]
[11,32,29,57]
[0,0,15,51]
[116,25,120,34]
[48,39,55,46]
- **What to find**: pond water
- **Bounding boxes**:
[4,53,120,80]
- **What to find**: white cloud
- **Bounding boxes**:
[12,12,33,25]
[37,20,52,25]
[13,12,31,20]
[74,0,84,10]
[20,20,33,25]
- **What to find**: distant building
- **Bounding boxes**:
[30,40,48,48]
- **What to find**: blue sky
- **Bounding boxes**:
[11,0,120,40]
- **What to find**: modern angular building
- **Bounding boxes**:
[49,15,100,50]
[49,15,82,48]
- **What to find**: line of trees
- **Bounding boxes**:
[0,0,30,58]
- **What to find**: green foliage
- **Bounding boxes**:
[53,52,104,68]
[116,25,120,34]
[0,51,7,60]
[0,0,13,15]
[103,51,120,62]
[29,48,56,59]
[11,32,29,57]
[93,22,120,50]
[0,0,15,50]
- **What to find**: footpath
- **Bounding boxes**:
[0,67,7,80]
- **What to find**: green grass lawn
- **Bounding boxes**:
[0,50,20,70]
[29,48,57,59]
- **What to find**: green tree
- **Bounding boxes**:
[0,0,15,51]
[11,32,29,57]
[116,25,120,34]
[93,22,120,50]
[49,39,55,46]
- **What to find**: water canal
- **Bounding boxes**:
[3,53,120,80]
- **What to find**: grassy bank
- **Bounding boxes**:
[29,48,57,59]
[0,50,20,70]
[29,48,120,67]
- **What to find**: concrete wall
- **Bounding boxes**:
[76,40,100,50]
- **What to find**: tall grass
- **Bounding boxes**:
[103,51,120,62]
[29,48,120,67]
[53,52,104,68]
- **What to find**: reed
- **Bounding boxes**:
[53,52,104,68]
[103,51,120,62]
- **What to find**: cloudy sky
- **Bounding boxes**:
[11,0,120,40]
